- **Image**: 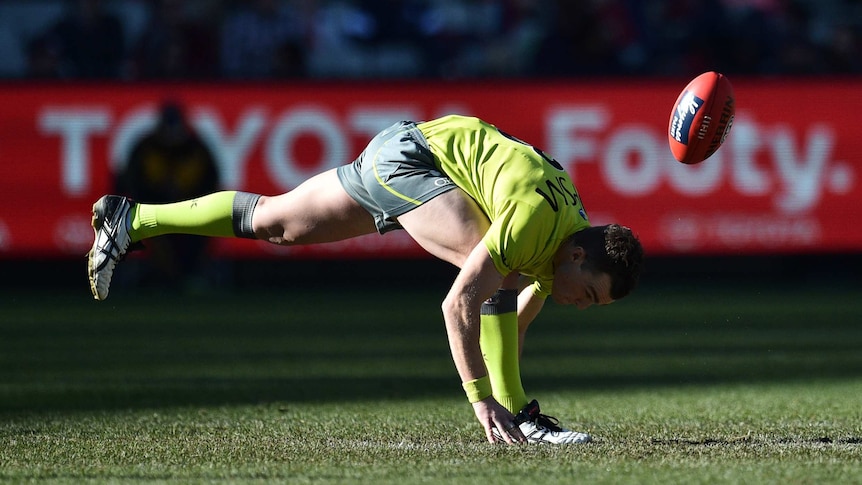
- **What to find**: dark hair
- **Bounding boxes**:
[569,224,643,300]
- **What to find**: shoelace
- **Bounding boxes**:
[534,414,564,432]
[95,228,126,271]
[513,400,565,433]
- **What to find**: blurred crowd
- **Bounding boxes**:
[1,0,860,80]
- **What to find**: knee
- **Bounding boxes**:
[249,195,286,243]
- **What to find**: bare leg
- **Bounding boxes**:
[396,188,519,288]
[252,168,377,245]
[395,189,490,268]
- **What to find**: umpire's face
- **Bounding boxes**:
[551,247,614,310]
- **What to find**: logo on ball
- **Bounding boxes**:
[669,91,703,145]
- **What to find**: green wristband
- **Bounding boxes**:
[462,376,493,403]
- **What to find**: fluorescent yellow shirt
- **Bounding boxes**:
[417,115,590,296]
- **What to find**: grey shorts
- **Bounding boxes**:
[337,121,457,234]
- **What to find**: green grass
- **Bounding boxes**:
[2,283,862,483]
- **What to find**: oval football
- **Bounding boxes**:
[668,71,735,164]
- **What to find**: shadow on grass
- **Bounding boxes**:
[2,286,862,413]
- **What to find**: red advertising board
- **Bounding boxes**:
[0,79,860,259]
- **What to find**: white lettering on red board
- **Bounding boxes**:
[661,212,821,252]
[39,104,425,195]
[547,107,854,214]
[38,103,854,216]
[39,107,111,196]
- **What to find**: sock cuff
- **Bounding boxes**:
[128,204,158,243]
[136,204,158,228]
[232,191,261,239]
[481,289,518,315]
[495,395,529,414]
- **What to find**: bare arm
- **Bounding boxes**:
[442,243,525,444]
[441,243,501,385]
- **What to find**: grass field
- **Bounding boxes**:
[2,281,862,483]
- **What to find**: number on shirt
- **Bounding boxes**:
[496,128,565,171]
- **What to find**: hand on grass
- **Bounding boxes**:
[472,396,526,444]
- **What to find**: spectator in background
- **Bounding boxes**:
[707,0,782,75]
[416,0,553,79]
[305,0,386,78]
[11,0,862,81]
[220,0,307,79]
[130,0,218,80]
[345,0,425,78]
[825,21,862,74]
[478,0,551,78]
[413,0,485,78]
[37,0,125,79]
[116,101,221,292]
[532,1,622,77]
[774,0,830,75]
[25,35,62,79]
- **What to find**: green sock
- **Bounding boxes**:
[129,191,255,242]
[480,289,529,414]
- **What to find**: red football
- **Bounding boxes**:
[668,71,735,164]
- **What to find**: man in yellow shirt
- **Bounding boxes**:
[89,115,643,445]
